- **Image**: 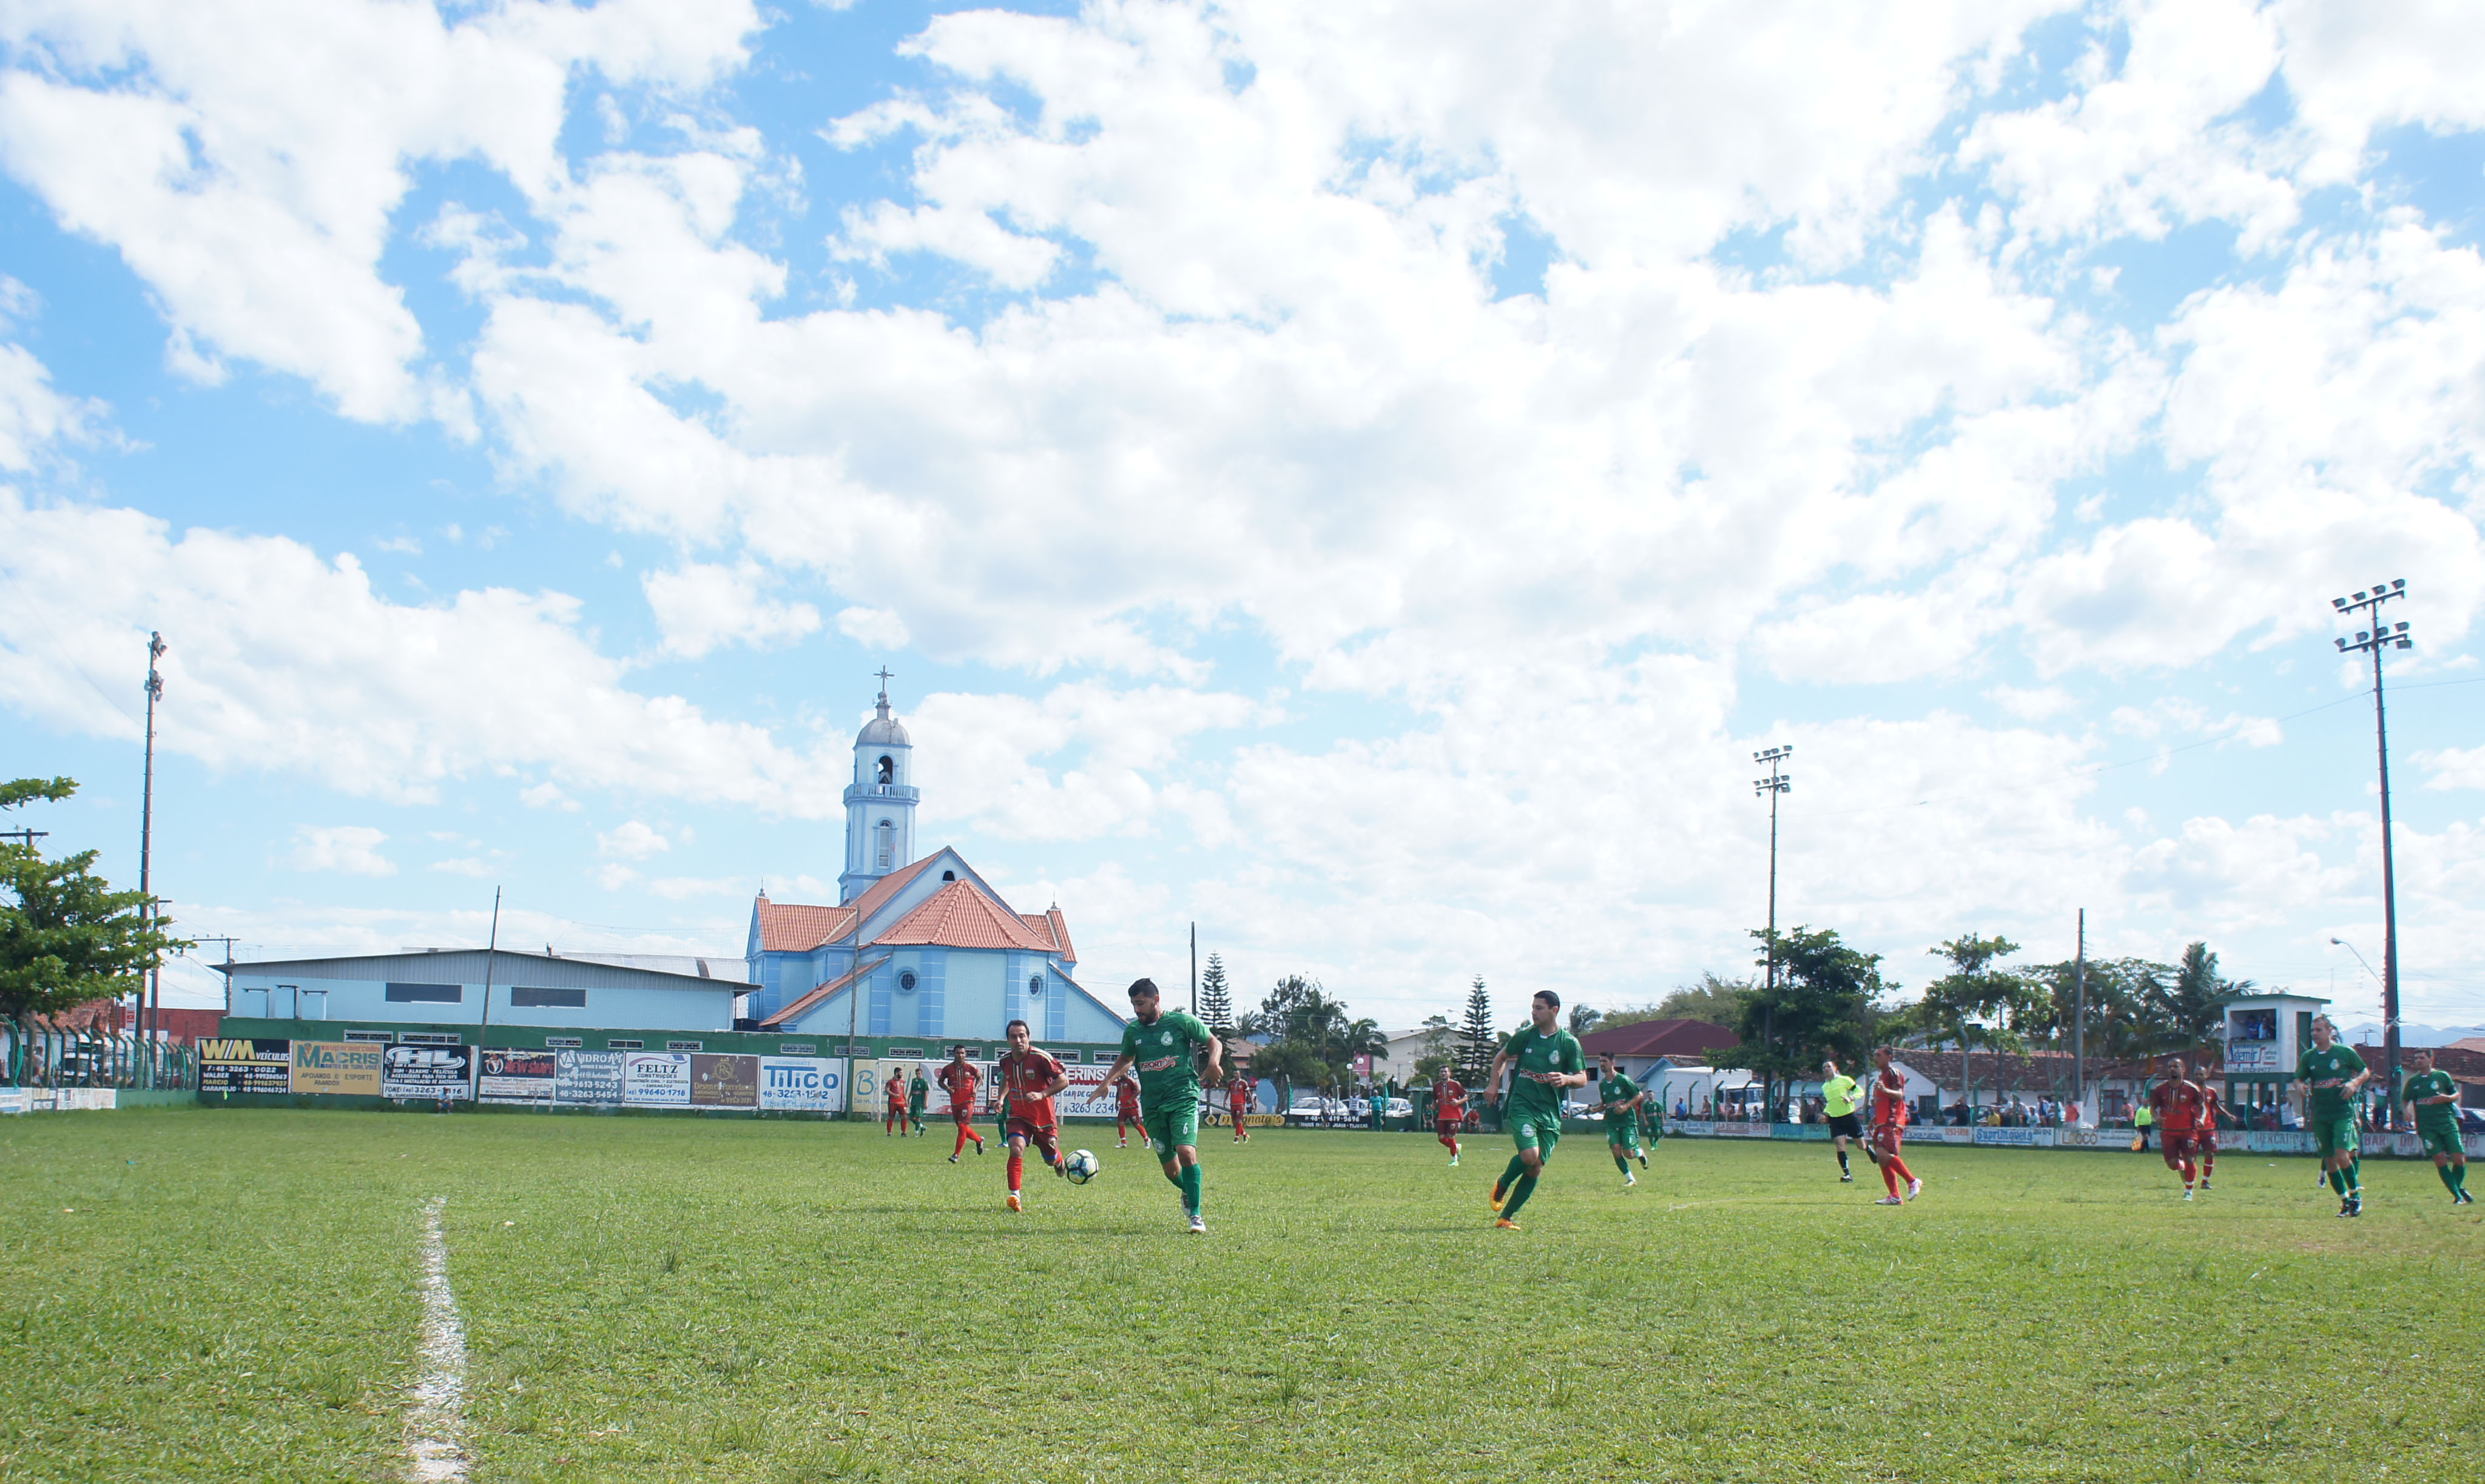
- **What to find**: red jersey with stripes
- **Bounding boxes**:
[937,1061,980,1114]
[2148,1079,2205,1134]
[1871,1068,1909,1127]
[998,1050,1067,1126]
[1434,1079,1467,1123]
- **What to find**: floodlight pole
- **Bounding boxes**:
[138,632,165,1087]
[2072,909,2087,1127]
[1752,744,1792,1122]
[2330,579,2410,1113]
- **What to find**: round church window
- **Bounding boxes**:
[899,970,919,993]
[1028,975,1044,997]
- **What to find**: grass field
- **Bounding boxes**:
[2,1109,2477,1483]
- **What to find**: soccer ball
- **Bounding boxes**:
[1064,1149,1100,1184]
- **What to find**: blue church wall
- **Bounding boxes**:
[1054,970,1127,1042]
[947,951,1006,1039]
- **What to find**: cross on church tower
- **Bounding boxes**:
[874,666,895,707]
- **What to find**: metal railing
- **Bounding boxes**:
[1,1025,197,1090]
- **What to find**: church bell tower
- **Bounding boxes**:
[841,670,919,902]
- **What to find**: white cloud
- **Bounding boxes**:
[1989,683,2076,720]
[288,824,395,877]
[0,491,846,814]
[642,561,821,658]
[428,856,497,879]
[595,863,640,891]
[596,819,670,860]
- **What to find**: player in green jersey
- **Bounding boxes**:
[1093,977,1222,1234]
[1594,1053,1649,1186]
[2296,1016,2373,1217]
[1484,991,1588,1229]
[908,1068,929,1135]
[2401,1050,2472,1204]
[1819,1059,1867,1182]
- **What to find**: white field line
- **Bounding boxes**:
[406,1196,469,1483]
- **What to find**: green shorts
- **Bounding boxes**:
[1509,1107,1563,1158]
[1605,1119,1640,1152]
[2418,1124,2464,1159]
[1145,1102,1201,1158]
[2313,1117,2359,1160]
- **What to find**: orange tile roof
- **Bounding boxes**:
[1045,906,1073,962]
[753,893,857,953]
[878,880,1059,951]
[761,956,889,1030]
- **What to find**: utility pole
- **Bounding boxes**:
[476,888,501,1064]
[1752,744,1792,1123]
[1190,921,1198,1016]
[2072,909,2087,1127]
[2331,578,2410,1110]
[138,632,166,1085]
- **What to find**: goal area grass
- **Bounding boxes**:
[3,1108,2473,1482]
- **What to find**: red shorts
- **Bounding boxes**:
[2160,1131,2197,1159]
[1437,1118,1463,1135]
[1118,1105,1141,1122]
[1005,1115,1060,1144]
[1871,1123,1904,1152]
[951,1106,976,1123]
[2195,1128,2219,1151]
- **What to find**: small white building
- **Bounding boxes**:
[223,948,744,1033]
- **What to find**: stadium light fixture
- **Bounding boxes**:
[2328,579,2412,1106]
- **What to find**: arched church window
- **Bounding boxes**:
[875,820,893,869]
[941,870,956,882]
[877,755,894,784]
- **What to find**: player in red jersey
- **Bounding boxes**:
[1228,1070,1254,1143]
[1113,1072,1144,1149]
[883,1067,908,1136]
[2194,1065,2224,1192]
[938,1046,986,1162]
[996,1019,1071,1212]
[1432,1070,1468,1166]
[1869,1047,1921,1205]
[2147,1057,2207,1199]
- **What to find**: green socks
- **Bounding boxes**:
[1162,1162,1184,1190]
[1614,1154,1631,1176]
[1494,1155,1527,1199]
[1501,1172,1540,1220]
[2328,1167,2349,1196]
[2348,1154,2362,1191]
[1178,1163,1202,1216]
[2440,1164,2462,1195]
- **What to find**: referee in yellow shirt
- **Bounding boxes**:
[1820,1059,1867,1182]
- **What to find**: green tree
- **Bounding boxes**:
[1197,952,1234,1032]
[2019,955,2175,1094]
[1711,928,1892,1118]
[2165,941,2247,1049]
[1411,1012,1457,1082]
[1457,975,1496,1085]
[1567,1003,1602,1036]
[1,778,190,1040]
[1602,971,1751,1030]
[1233,975,1383,1091]
[1909,933,2046,1112]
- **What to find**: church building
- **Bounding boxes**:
[744,682,1127,1047]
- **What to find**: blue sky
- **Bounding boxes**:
[1,0,2480,1033]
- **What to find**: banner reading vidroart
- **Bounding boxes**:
[478,1050,557,1105]
[624,1051,691,1106]
[553,1049,626,1106]
[382,1044,473,1101]
[690,1053,759,1109]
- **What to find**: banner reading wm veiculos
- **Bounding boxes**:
[758,1057,843,1112]
[382,1044,473,1101]
[292,1040,383,1096]
[479,1050,557,1105]
[200,1038,291,1094]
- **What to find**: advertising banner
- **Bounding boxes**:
[0,1089,28,1115]
[758,1056,845,1113]
[200,1037,292,1094]
[1972,1127,2051,1147]
[624,1051,691,1106]
[478,1050,557,1105]
[292,1040,384,1096]
[1710,1120,1771,1138]
[553,1049,626,1105]
[382,1044,473,1101]
[2055,1127,2103,1147]
[690,1053,760,1109]
[52,1088,116,1110]
[1054,1063,1116,1120]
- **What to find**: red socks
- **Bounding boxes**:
[1880,1155,1915,1195]
[953,1124,982,1156]
[2200,1153,2214,1181]
[1007,1152,1023,1192]
[1881,1162,1903,1197]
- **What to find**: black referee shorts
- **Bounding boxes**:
[1826,1112,1864,1139]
